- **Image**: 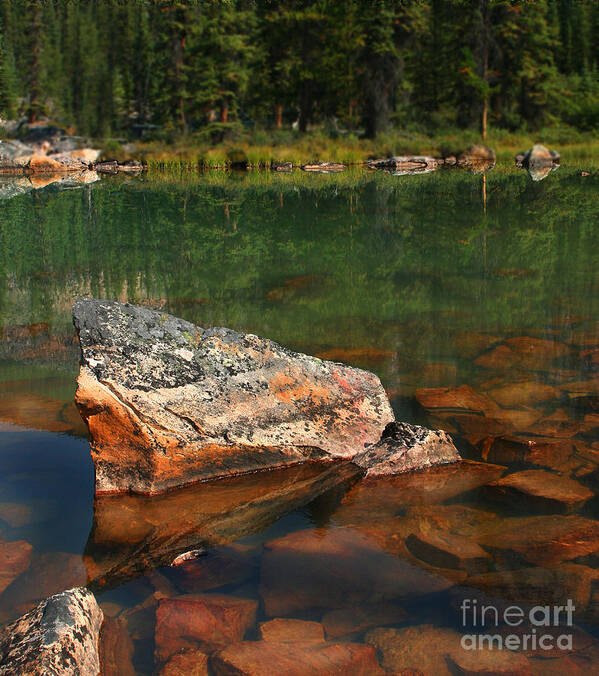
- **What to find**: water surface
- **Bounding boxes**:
[1,165,598,673]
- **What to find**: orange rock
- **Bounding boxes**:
[211,641,383,676]
[154,593,257,662]
[73,299,393,494]
[485,469,593,514]
[334,461,506,524]
[460,563,599,609]
[415,385,498,416]
[406,529,492,574]
[27,153,67,173]
[0,539,33,594]
[486,381,560,407]
[258,618,325,643]
[365,625,462,676]
[159,649,209,676]
[476,515,599,566]
[481,435,574,472]
[99,616,135,676]
[84,462,358,589]
[476,337,571,371]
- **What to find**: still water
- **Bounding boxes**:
[0,165,598,673]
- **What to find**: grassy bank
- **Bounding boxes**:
[116,126,599,171]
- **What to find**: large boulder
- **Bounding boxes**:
[73,299,394,494]
[0,587,103,676]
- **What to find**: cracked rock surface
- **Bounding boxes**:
[73,299,395,494]
[0,587,103,676]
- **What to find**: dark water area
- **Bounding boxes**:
[1,165,599,673]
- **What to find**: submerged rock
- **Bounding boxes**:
[258,618,325,643]
[84,462,359,589]
[485,469,593,514]
[154,593,257,661]
[352,421,460,477]
[211,640,382,676]
[73,298,394,493]
[0,587,103,676]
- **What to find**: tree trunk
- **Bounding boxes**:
[220,100,228,124]
[275,103,282,129]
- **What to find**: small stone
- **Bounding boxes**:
[485,469,593,514]
[351,421,460,477]
[211,641,382,676]
[258,618,325,643]
[154,593,257,662]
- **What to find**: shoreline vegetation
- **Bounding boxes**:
[127,128,598,171]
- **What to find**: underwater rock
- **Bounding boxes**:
[259,526,453,617]
[258,618,325,643]
[351,421,460,477]
[0,587,103,676]
[73,298,394,494]
[321,602,408,640]
[476,515,599,566]
[84,462,359,590]
[405,529,492,574]
[154,593,257,661]
[0,540,32,595]
[447,648,532,675]
[485,469,593,514]
[159,649,209,676]
[99,616,135,676]
[211,641,382,676]
[457,563,599,610]
[364,625,462,676]
[334,461,506,524]
[480,436,574,472]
